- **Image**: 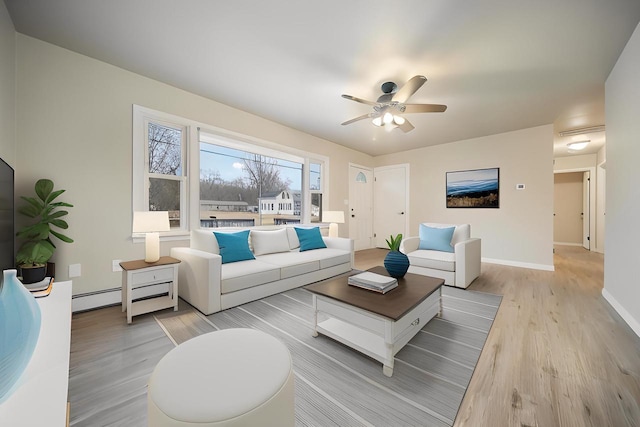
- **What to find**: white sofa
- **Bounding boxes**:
[400,222,481,289]
[170,228,354,315]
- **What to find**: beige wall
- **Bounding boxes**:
[0,2,15,166]
[374,125,555,269]
[553,172,583,244]
[604,21,640,335]
[15,34,373,295]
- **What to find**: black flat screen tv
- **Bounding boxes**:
[0,157,15,272]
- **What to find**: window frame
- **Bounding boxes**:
[133,105,329,238]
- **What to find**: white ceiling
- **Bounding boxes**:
[5,0,640,157]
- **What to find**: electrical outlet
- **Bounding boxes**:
[112,260,123,272]
[69,263,81,278]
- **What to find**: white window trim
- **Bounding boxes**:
[133,105,329,238]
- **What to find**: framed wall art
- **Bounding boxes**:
[446,167,499,208]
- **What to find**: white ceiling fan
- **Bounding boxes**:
[341,75,447,133]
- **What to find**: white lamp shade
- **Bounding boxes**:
[133,211,170,263]
[133,211,170,233]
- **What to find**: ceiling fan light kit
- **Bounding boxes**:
[341,75,447,133]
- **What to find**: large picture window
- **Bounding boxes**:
[133,105,328,235]
[199,142,303,227]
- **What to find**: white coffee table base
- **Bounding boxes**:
[312,288,441,377]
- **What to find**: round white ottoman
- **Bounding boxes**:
[148,328,294,427]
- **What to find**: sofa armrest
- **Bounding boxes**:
[400,236,420,254]
[453,238,481,288]
[170,247,222,315]
[323,237,355,268]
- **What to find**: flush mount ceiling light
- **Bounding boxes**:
[558,125,605,137]
[567,140,590,151]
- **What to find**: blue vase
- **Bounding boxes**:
[384,250,410,278]
[0,269,42,403]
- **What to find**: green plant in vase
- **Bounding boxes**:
[384,233,410,278]
[16,179,73,284]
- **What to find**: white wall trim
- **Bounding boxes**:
[553,242,583,247]
[602,288,640,338]
[482,257,555,271]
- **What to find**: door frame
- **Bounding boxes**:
[373,163,410,247]
[554,167,596,251]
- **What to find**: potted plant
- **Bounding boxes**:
[16,179,73,284]
[383,234,410,278]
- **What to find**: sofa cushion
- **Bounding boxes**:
[294,227,327,251]
[257,251,319,279]
[220,260,281,294]
[258,248,351,278]
[250,228,291,256]
[213,230,255,264]
[419,224,455,253]
[407,249,456,272]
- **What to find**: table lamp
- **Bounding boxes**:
[133,211,170,263]
[323,211,345,238]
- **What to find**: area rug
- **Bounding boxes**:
[156,283,502,427]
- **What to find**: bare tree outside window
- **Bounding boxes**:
[147,122,184,225]
[148,123,182,175]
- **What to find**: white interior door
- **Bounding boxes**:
[583,171,591,250]
[373,165,408,248]
[348,165,373,251]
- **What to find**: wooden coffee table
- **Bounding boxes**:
[306,266,444,376]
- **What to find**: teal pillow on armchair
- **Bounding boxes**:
[418,224,455,253]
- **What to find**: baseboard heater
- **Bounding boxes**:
[72,282,171,313]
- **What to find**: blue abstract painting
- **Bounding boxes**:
[446,168,499,208]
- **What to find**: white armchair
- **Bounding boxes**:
[400,222,481,289]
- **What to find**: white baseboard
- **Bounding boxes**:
[481,257,555,272]
[71,282,171,313]
[602,288,640,338]
[553,242,582,247]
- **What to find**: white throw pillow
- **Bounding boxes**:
[286,227,300,250]
[250,228,291,256]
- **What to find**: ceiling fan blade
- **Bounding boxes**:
[341,113,376,126]
[403,103,448,113]
[341,94,378,106]
[397,118,415,133]
[392,75,427,103]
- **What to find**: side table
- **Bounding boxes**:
[120,256,180,324]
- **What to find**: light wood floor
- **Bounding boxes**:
[359,246,640,427]
[69,246,640,426]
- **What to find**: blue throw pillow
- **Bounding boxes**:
[213,230,255,264]
[294,227,327,251]
[418,225,455,253]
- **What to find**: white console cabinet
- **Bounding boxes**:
[0,280,73,427]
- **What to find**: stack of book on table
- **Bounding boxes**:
[348,271,398,294]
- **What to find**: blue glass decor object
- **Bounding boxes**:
[384,251,410,279]
[0,269,42,403]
